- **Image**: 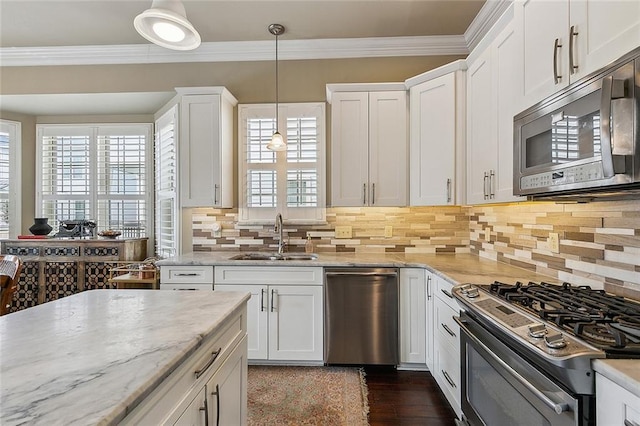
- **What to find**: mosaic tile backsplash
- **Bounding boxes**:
[191,200,640,298]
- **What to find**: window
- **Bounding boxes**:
[155,107,179,258]
[0,120,21,238]
[37,124,153,238]
[238,103,325,223]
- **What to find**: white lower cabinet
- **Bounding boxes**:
[596,373,640,426]
[399,268,427,368]
[215,266,324,363]
[175,337,248,426]
[160,265,214,291]
[432,275,462,419]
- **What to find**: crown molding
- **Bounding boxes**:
[0,35,469,67]
[464,0,513,52]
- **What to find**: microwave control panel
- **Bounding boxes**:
[520,162,604,190]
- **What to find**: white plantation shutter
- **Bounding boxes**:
[37,124,152,239]
[155,107,178,257]
[0,120,21,238]
[239,103,325,223]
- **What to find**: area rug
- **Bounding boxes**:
[247,366,369,425]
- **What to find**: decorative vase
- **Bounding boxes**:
[29,217,53,236]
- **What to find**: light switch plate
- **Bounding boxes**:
[384,226,393,238]
[335,226,352,239]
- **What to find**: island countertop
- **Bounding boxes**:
[0,289,250,426]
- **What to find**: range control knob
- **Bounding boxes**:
[544,333,567,349]
[528,323,547,338]
[460,285,479,298]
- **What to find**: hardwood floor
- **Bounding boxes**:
[364,366,458,426]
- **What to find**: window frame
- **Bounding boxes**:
[238,103,326,224]
[0,119,22,238]
[35,123,154,242]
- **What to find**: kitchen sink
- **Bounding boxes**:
[229,253,318,261]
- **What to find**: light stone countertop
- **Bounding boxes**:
[157,251,554,285]
[0,289,250,426]
[592,359,640,398]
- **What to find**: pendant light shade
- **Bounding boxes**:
[134,0,201,51]
[267,23,286,151]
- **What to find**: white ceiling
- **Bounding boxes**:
[0,0,493,116]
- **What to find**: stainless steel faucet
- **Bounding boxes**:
[274,213,285,254]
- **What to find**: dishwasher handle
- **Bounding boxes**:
[325,271,398,278]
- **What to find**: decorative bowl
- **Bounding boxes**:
[98,230,121,239]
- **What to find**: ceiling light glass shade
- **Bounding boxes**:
[134,0,201,50]
[267,131,287,151]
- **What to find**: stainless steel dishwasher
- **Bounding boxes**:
[324,268,399,365]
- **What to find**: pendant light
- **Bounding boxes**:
[134,0,201,51]
[267,23,287,151]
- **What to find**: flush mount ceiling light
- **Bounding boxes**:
[134,0,201,51]
[266,23,287,151]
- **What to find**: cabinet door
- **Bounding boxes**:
[330,92,370,206]
[410,74,456,206]
[206,338,248,426]
[425,272,435,371]
[517,0,569,108]
[399,268,426,365]
[596,373,640,426]
[493,17,525,203]
[369,91,408,206]
[466,47,496,205]
[268,285,323,361]
[570,0,640,82]
[180,94,229,208]
[216,284,268,360]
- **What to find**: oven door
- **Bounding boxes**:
[455,313,579,426]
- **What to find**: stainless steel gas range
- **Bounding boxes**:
[452,281,640,426]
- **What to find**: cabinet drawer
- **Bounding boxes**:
[160,266,214,284]
[435,275,459,310]
[120,307,246,425]
[596,373,640,426]
[435,341,461,409]
[4,245,40,256]
[214,266,323,285]
[44,246,80,257]
[435,296,460,353]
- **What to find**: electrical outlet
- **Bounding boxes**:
[335,226,352,239]
[384,226,393,238]
[548,232,560,253]
[484,228,491,242]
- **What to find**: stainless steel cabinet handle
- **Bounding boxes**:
[211,384,220,426]
[372,183,376,205]
[260,288,265,312]
[489,169,495,199]
[270,289,277,312]
[483,172,489,199]
[569,25,578,74]
[175,273,199,276]
[442,370,456,388]
[363,183,367,205]
[553,38,562,84]
[194,348,222,378]
[214,184,219,204]
[441,288,453,299]
[199,386,209,426]
[426,276,432,300]
[441,323,456,337]
[624,420,640,426]
[446,178,451,203]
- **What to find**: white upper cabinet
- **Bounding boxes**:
[328,84,408,207]
[517,0,640,109]
[178,87,237,208]
[407,62,466,206]
[467,7,525,205]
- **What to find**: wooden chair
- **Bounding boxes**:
[0,255,23,316]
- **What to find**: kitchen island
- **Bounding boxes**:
[0,289,249,425]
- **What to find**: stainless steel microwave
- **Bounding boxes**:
[514,47,640,198]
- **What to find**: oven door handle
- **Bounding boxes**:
[454,316,572,415]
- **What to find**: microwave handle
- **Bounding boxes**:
[600,75,615,178]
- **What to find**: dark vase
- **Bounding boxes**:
[29,218,53,236]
